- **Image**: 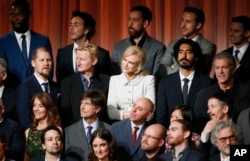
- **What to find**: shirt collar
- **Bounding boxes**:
[129,32,147,48]
[34,73,49,85]
[179,70,195,81]
[14,29,31,40]
[83,118,99,130]
[233,43,249,54]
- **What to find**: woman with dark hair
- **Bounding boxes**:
[24,92,62,161]
[88,128,118,161]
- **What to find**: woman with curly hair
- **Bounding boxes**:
[24,92,62,161]
[88,128,118,161]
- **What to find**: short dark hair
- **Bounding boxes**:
[41,125,63,144]
[213,52,236,69]
[131,5,152,23]
[208,92,233,115]
[11,0,31,15]
[232,16,250,32]
[81,90,106,110]
[72,10,96,40]
[171,104,195,125]
[32,47,51,60]
[184,7,205,26]
[173,38,202,59]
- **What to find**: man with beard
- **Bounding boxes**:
[0,0,53,88]
[156,39,212,127]
[159,6,216,77]
[223,16,250,83]
[160,120,203,161]
[141,124,166,160]
[16,47,59,129]
[111,5,166,75]
[210,121,238,161]
[30,125,78,161]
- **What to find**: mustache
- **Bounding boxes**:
[180,58,190,62]
[128,27,135,30]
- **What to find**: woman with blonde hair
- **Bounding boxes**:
[24,92,62,161]
[107,46,155,121]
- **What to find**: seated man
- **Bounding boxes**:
[64,90,111,161]
[161,119,203,161]
[210,121,238,161]
[141,123,166,160]
[111,97,154,161]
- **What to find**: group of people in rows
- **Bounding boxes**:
[0,0,250,161]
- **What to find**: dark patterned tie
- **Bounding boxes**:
[42,82,49,93]
[183,78,189,104]
[21,35,28,65]
[87,126,93,147]
[235,50,240,61]
[132,126,139,145]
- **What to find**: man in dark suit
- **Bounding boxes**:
[159,7,216,77]
[0,0,52,88]
[56,10,111,84]
[111,97,154,161]
[0,98,25,161]
[64,90,111,161]
[160,120,203,161]
[0,59,17,121]
[111,5,166,75]
[156,39,212,127]
[30,125,79,161]
[60,43,110,127]
[209,121,238,161]
[16,47,59,129]
[223,16,250,83]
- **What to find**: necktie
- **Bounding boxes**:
[87,126,93,147]
[235,50,240,61]
[42,82,49,93]
[21,35,28,65]
[132,126,139,145]
[182,78,189,104]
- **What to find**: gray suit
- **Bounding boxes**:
[64,120,111,161]
[111,34,166,75]
[237,108,250,145]
[159,35,216,76]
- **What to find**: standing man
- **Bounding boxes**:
[60,43,110,126]
[161,120,203,161]
[0,0,52,88]
[64,90,111,161]
[56,10,111,84]
[223,16,250,83]
[141,124,166,160]
[111,97,154,161]
[111,5,166,75]
[16,47,59,129]
[160,6,216,77]
[210,121,238,161]
[157,39,212,127]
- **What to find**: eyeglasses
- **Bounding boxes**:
[217,135,236,143]
[142,133,161,140]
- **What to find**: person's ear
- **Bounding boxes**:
[143,20,150,28]
[196,22,202,30]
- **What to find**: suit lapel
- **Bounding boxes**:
[173,73,183,103]
[187,72,199,102]
[241,44,250,64]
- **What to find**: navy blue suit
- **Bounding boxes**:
[223,43,250,83]
[0,118,25,161]
[160,147,204,161]
[156,71,212,127]
[111,119,148,161]
[16,75,59,128]
[60,73,110,126]
[0,30,52,88]
[56,44,111,84]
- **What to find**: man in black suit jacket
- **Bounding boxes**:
[157,39,212,127]
[223,16,250,83]
[30,125,79,161]
[56,10,111,84]
[0,58,17,121]
[60,43,110,127]
[16,47,59,129]
[0,98,24,161]
[111,97,154,161]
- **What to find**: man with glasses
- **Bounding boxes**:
[210,121,238,161]
[141,123,166,160]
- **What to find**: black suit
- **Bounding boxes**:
[156,71,212,127]
[29,155,80,161]
[60,73,110,126]
[2,86,16,120]
[56,44,111,84]
[0,118,25,161]
[16,75,59,128]
[208,153,221,161]
[223,43,250,83]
